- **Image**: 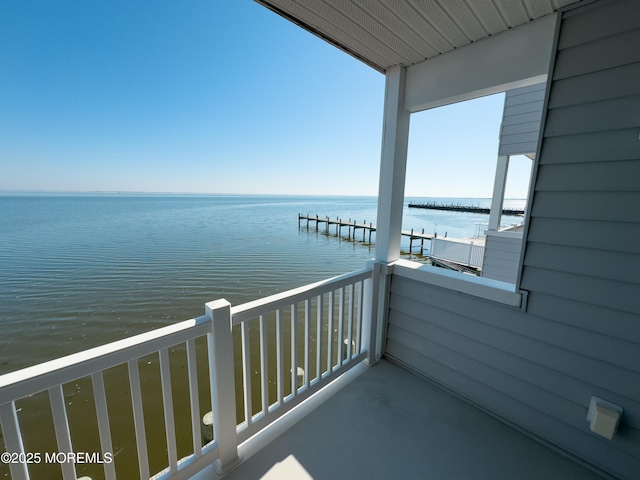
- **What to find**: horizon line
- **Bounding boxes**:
[0,190,526,200]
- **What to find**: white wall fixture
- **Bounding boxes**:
[586,396,623,440]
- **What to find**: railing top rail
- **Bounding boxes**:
[432,237,484,245]
[0,315,210,406]
[231,267,373,325]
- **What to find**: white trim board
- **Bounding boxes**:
[392,259,523,307]
[404,14,557,112]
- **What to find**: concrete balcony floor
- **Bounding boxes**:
[214,360,606,480]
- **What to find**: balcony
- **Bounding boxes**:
[0,267,373,480]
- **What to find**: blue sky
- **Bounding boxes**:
[0,1,531,198]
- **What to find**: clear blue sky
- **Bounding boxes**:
[0,1,531,198]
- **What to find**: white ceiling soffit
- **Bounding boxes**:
[255,0,584,73]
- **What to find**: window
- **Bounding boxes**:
[395,84,545,306]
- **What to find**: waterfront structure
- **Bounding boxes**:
[0,0,638,479]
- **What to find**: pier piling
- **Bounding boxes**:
[298,214,432,250]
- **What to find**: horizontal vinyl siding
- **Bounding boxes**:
[522,266,640,314]
[526,0,640,309]
[389,276,640,385]
[498,83,545,156]
[527,217,640,254]
[524,242,640,284]
[499,142,539,156]
[481,258,518,283]
[548,62,640,108]
[544,94,640,136]
[504,83,546,104]
[530,191,640,222]
[558,0,640,49]
[386,276,640,478]
[525,292,640,344]
[481,235,522,284]
[535,160,640,192]
[552,28,640,80]
[526,0,640,476]
[541,128,640,164]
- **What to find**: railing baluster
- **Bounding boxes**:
[48,384,76,480]
[241,321,252,425]
[304,299,311,389]
[276,308,284,405]
[0,401,30,480]
[159,348,178,473]
[337,286,345,365]
[356,280,364,354]
[186,338,201,457]
[290,303,298,396]
[347,283,354,362]
[316,294,322,381]
[91,372,117,480]
[327,290,334,374]
[127,359,150,480]
[259,314,268,414]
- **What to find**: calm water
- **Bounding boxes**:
[0,194,525,372]
[0,195,377,372]
[0,193,524,478]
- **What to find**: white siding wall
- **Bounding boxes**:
[499,83,545,156]
[385,1,640,478]
[481,232,523,284]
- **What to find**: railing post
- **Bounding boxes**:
[362,262,376,365]
[205,300,241,474]
[362,261,392,365]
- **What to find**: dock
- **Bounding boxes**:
[298,214,433,255]
[408,202,524,216]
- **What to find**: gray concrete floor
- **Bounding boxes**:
[220,360,605,480]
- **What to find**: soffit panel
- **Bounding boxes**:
[354,1,439,60]
[409,1,473,47]
[528,0,558,17]
[271,0,398,69]
[324,0,424,64]
[496,0,531,25]
[383,1,450,56]
[468,0,510,34]
[256,0,583,72]
[441,1,490,42]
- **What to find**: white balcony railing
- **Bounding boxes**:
[0,267,373,480]
[431,238,484,268]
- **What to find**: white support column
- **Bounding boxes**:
[205,299,241,474]
[375,65,410,263]
[488,155,510,231]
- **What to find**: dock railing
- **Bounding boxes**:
[0,267,373,480]
[431,238,485,268]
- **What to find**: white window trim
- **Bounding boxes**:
[391,259,523,307]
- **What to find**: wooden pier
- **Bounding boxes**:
[298,214,433,255]
[408,202,524,216]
